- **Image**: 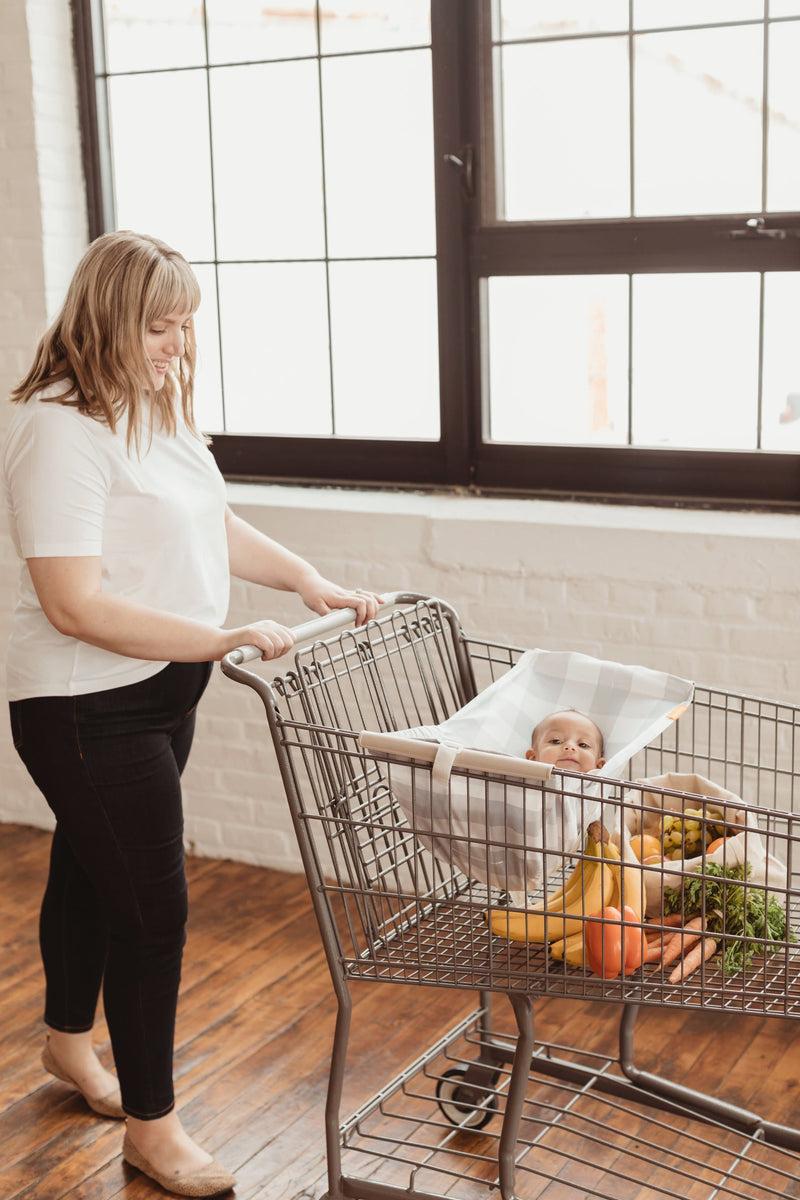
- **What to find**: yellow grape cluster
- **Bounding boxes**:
[660,808,728,860]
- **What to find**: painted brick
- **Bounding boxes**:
[521,577,569,611]
[722,625,800,664]
[187,734,271,777]
[565,578,611,612]
[184,817,224,853]
[645,614,731,653]
[182,790,256,827]
[722,656,793,700]
[210,822,292,859]
[652,587,705,619]
[753,592,799,627]
[704,591,757,623]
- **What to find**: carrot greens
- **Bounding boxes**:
[663,862,795,975]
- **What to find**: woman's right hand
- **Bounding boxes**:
[219,620,296,662]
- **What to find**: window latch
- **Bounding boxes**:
[729,216,787,240]
[443,145,474,198]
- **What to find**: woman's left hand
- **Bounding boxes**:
[297,575,384,626]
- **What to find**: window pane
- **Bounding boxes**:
[634,26,763,216]
[761,273,800,451]
[217,264,332,435]
[767,20,800,212]
[323,50,435,257]
[486,276,629,446]
[191,264,224,434]
[497,0,628,39]
[632,274,760,450]
[210,62,325,260]
[103,0,205,73]
[633,1,764,30]
[320,1,430,54]
[329,260,439,438]
[108,71,215,261]
[500,39,630,221]
[206,0,317,64]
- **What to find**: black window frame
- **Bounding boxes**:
[71,0,800,508]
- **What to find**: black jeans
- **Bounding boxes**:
[9,660,212,1119]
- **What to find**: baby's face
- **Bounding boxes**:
[526,713,605,773]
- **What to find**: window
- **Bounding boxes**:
[72,1,800,504]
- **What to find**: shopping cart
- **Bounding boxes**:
[222,593,800,1200]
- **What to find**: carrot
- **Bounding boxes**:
[660,916,704,967]
[669,936,718,984]
[644,913,690,961]
[645,914,684,937]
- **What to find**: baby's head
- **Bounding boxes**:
[525,709,606,773]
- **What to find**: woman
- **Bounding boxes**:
[4,230,381,1197]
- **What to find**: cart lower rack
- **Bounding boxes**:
[222,594,800,1200]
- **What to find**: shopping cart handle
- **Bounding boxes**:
[225,590,415,666]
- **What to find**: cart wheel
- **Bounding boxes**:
[435,1066,498,1130]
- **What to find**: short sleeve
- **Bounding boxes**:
[4,404,110,558]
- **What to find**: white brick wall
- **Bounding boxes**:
[0,0,87,829]
[26,0,88,318]
[180,487,800,869]
[0,0,50,829]
[2,2,799,874]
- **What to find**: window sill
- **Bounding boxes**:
[227,481,800,542]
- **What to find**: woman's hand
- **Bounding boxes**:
[220,619,296,661]
[295,574,383,627]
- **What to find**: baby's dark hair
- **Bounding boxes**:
[531,708,604,755]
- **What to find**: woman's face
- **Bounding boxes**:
[144,309,192,390]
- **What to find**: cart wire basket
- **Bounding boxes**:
[222,593,800,1200]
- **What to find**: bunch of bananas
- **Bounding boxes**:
[488,821,645,967]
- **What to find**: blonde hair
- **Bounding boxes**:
[10,230,202,449]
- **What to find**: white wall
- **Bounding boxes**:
[178,487,800,867]
[1,1,799,871]
[0,0,88,830]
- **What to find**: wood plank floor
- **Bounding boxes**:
[1,823,799,1200]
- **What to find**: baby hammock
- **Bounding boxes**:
[370,649,694,891]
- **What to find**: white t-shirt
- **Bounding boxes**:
[3,389,230,700]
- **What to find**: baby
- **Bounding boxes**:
[525,709,606,773]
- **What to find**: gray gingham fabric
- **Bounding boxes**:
[382,649,694,890]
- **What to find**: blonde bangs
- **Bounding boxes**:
[143,255,201,327]
[140,251,203,443]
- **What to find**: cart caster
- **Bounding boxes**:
[435,1065,498,1130]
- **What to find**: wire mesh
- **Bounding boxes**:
[338,1015,800,1200]
[266,604,800,1017]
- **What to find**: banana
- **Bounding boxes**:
[549,930,586,967]
[602,837,645,922]
[488,822,615,944]
[541,852,588,911]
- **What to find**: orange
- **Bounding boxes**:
[630,833,663,862]
[706,836,730,855]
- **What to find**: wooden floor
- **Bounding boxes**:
[2,823,799,1200]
